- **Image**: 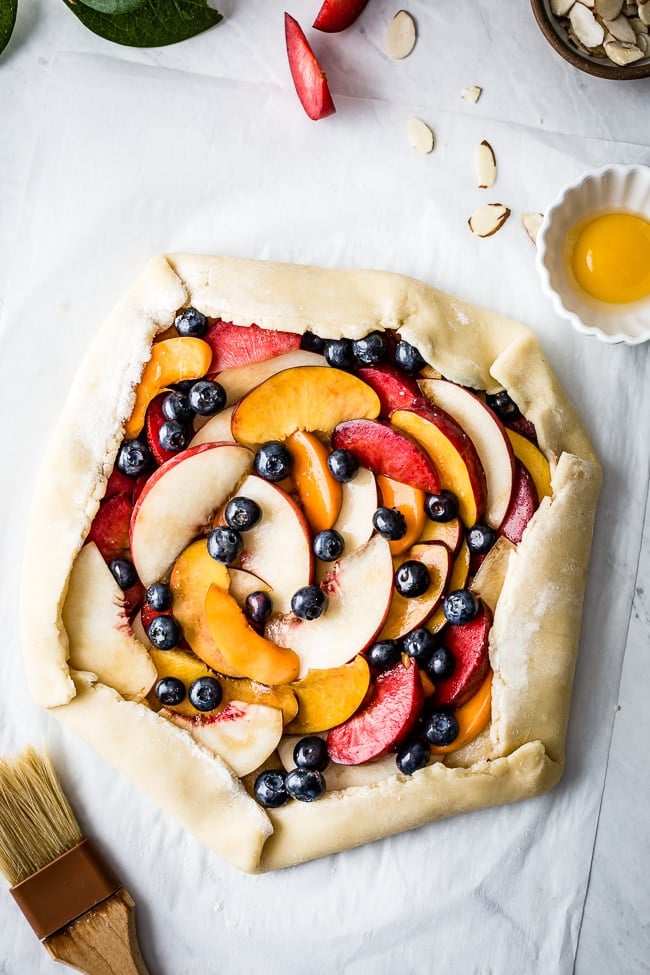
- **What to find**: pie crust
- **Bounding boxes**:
[20,255,601,873]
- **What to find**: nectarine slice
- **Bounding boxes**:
[506,428,552,502]
[231,366,380,444]
[205,583,300,686]
[498,461,538,545]
[429,670,492,755]
[125,337,213,438]
[378,542,451,641]
[377,474,426,557]
[434,602,492,709]
[285,655,370,734]
[427,540,470,634]
[331,419,441,493]
[417,515,463,555]
[287,429,342,533]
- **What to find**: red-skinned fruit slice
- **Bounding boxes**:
[331,419,441,493]
[285,13,336,121]
[105,467,140,501]
[87,492,133,563]
[204,320,301,372]
[145,393,178,466]
[434,602,492,709]
[327,660,424,765]
[498,461,539,545]
[356,365,423,417]
[313,0,370,31]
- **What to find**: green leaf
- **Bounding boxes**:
[62,0,222,47]
[0,0,18,57]
[77,0,147,13]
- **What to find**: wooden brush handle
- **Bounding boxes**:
[44,889,150,975]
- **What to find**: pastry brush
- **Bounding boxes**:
[0,746,149,975]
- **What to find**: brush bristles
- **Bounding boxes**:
[0,748,82,885]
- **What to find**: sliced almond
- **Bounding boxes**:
[468,204,511,238]
[522,212,544,245]
[595,0,623,15]
[407,117,434,154]
[460,85,482,103]
[636,29,649,48]
[604,12,638,39]
[630,16,649,32]
[475,140,496,189]
[569,2,606,44]
[638,0,650,23]
[551,0,575,13]
[604,36,645,58]
[386,10,417,59]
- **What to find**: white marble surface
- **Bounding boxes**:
[1,2,649,972]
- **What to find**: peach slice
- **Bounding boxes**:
[434,603,492,709]
[377,474,426,557]
[377,542,451,641]
[216,350,325,407]
[498,462,538,544]
[149,648,298,724]
[287,430,342,534]
[331,419,441,494]
[228,567,272,607]
[125,337,213,438]
[392,405,486,528]
[231,366,380,445]
[427,540,470,635]
[506,428,552,502]
[266,535,394,677]
[169,538,242,678]
[130,442,254,588]
[429,670,492,755]
[470,536,515,613]
[330,467,378,555]
[285,655,371,735]
[417,515,463,555]
[203,319,301,371]
[419,378,515,529]
[205,584,300,686]
[189,406,236,448]
[163,703,284,777]
[356,364,422,416]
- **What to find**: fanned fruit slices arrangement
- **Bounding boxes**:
[82,308,552,810]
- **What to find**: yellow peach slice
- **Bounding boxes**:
[429,670,492,755]
[285,655,370,734]
[125,337,213,438]
[506,429,552,502]
[378,543,451,641]
[169,539,242,678]
[287,430,342,534]
[148,648,298,723]
[231,366,380,444]
[417,516,463,554]
[376,474,426,557]
[427,540,470,634]
[205,583,300,686]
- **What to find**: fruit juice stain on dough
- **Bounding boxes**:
[565,211,650,304]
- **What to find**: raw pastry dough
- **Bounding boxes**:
[20,256,601,872]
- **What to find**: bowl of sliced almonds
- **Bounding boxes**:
[531,0,650,78]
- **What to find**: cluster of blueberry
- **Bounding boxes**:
[300,328,426,376]
[254,736,328,807]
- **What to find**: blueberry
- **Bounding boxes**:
[188,676,222,712]
[324,339,356,372]
[396,738,430,775]
[327,448,359,483]
[255,441,293,482]
[291,586,328,621]
[158,420,191,453]
[245,590,273,628]
[293,736,329,772]
[188,380,226,416]
[145,582,172,612]
[394,560,431,598]
[486,390,519,421]
[154,677,186,707]
[254,769,289,808]
[426,646,456,680]
[175,306,208,338]
[423,710,459,747]
[402,628,437,666]
[162,391,194,424]
[300,331,326,354]
[352,331,388,366]
[108,558,137,591]
[394,340,426,375]
[147,615,182,650]
[443,589,479,625]
[207,526,243,565]
[285,767,326,802]
[312,529,345,562]
[373,506,407,541]
[366,639,402,671]
[116,438,152,477]
[424,491,459,523]
[466,523,497,555]
[225,496,262,531]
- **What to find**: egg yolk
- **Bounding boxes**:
[567,212,650,304]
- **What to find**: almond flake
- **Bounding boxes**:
[638,1,650,24]
[460,85,482,103]
[604,36,645,58]
[386,10,417,59]
[604,13,638,39]
[630,16,649,32]
[475,140,496,189]
[551,0,575,12]
[407,117,434,154]
[595,0,623,16]
[522,212,544,245]
[569,2,606,45]
[636,29,649,48]
[468,204,511,238]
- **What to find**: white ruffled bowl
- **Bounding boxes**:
[536,164,650,345]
